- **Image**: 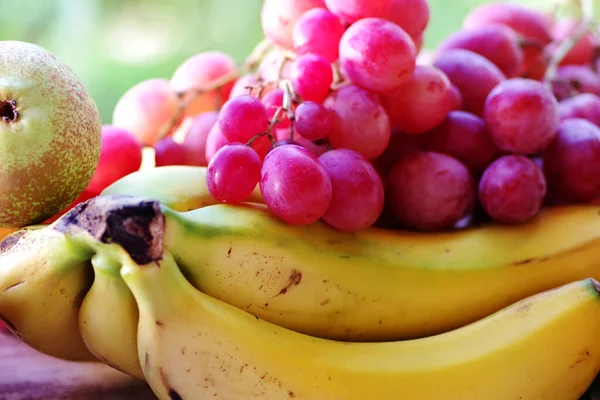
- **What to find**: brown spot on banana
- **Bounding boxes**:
[274,270,303,297]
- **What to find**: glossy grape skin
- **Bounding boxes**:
[324,85,391,160]
[294,101,332,141]
[559,94,600,127]
[483,78,559,154]
[387,151,476,231]
[206,143,261,204]
[318,149,384,231]
[182,111,219,167]
[290,53,334,103]
[324,0,391,24]
[424,111,501,175]
[293,8,346,62]
[543,118,600,202]
[437,26,523,78]
[260,145,332,225]
[339,18,416,93]
[262,89,291,130]
[170,51,237,117]
[386,0,430,40]
[86,126,143,194]
[553,65,600,101]
[218,95,269,143]
[433,49,506,116]
[479,155,546,224]
[261,0,325,49]
[382,65,455,134]
[112,78,179,146]
[154,137,189,167]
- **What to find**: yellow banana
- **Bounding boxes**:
[78,251,144,380]
[0,226,96,361]
[116,246,600,400]
[101,165,263,212]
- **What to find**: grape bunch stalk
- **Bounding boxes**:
[92,0,600,234]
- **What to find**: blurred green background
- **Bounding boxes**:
[0,0,552,123]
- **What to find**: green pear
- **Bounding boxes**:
[0,41,101,228]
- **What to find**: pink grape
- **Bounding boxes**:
[387,151,476,231]
[262,89,291,130]
[205,123,230,163]
[170,51,237,117]
[229,74,262,99]
[520,45,548,81]
[543,118,600,202]
[483,78,559,154]
[86,126,143,194]
[463,3,553,45]
[371,129,425,177]
[319,149,384,231]
[182,111,219,167]
[433,49,506,116]
[324,0,391,24]
[324,85,391,160]
[552,20,596,66]
[154,137,189,167]
[260,145,332,225]
[479,155,546,224]
[261,0,325,49]
[274,129,329,157]
[424,111,501,175]
[437,26,523,78]
[449,84,463,110]
[559,93,600,127]
[339,18,416,93]
[207,143,261,204]
[289,53,333,103]
[386,0,430,40]
[292,8,346,62]
[382,65,455,134]
[218,95,269,142]
[294,101,332,140]
[553,65,600,101]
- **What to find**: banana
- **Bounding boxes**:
[0,225,96,361]
[78,251,144,380]
[101,165,263,212]
[115,245,600,400]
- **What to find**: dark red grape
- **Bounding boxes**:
[479,155,546,224]
[294,101,332,140]
[371,129,426,177]
[154,137,188,167]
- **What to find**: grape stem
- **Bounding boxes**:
[543,0,596,88]
[247,106,284,147]
[156,38,275,141]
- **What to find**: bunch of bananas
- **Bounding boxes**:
[2,165,600,399]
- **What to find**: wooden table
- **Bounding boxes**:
[0,331,157,400]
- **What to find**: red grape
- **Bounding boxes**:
[258,51,293,83]
[274,129,329,157]
[437,26,523,78]
[543,118,600,202]
[559,93,600,127]
[339,18,416,93]
[318,149,384,231]
[382,65,455,134]
[293,8,346,62]
[553,65,600,101]
[371,129,425,177]
[262,89,291,130]
[289,53,333,103]
[433,49,506,116]
[463,3,553,45]
[387,151,476,231]
[260,145,332,225]
[294,101,332,140]
[207,143,261,204]
[182,111,219,167]
[424,111,501,175]
[218,94,269,142]
[155,137,188,167]
[261,0,325,49]
[324,0,391,24]
[449,84,463,110]
[229,74,262,99]
[386,0,430,40]
[479,155,546,224]
[86,126,143,194]
[205,122,230,163]
[170,51,236,117]
[520,45,548,81]
[483,78,559,154]
[324,85,391,160]
[552,20,596,66]
[112,78,179,146]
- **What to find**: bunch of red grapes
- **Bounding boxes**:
[79,0,600,233]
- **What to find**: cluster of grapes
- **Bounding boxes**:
[72,0,600,233]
